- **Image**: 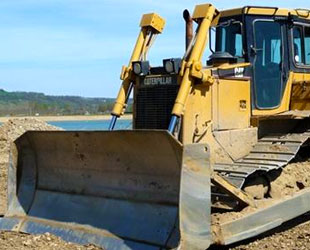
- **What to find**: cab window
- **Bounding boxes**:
[292,25,310,66]
[305,27,310,65]
[293,27,303,64]
[216,22,243,57]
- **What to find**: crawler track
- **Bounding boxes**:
[214,131,310,188]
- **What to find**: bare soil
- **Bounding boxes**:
[0,232,101,250]
[269,160,310,199]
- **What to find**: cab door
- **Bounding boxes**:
[250,20,286,109]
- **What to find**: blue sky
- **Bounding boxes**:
[0,0,309,97]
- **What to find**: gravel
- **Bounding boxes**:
[0,232,101,250]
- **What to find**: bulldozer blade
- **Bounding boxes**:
[0,130,211,249]
[179,144,211,250]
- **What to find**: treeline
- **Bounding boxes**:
[0,89,133,116]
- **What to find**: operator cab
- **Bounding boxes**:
[211,6,310,111]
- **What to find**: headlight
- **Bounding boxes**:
[163,58,182,74]
[132,61,150,76]
[164,60,174,73]
[133,62,142,75]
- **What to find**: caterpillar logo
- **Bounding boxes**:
[144,76,173,85]
[234,67,244,78]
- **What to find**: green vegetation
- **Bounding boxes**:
[0,89,132,116]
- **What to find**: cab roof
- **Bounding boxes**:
[220,6,310,21]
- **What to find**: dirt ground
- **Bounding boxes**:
[0,232,101,250]
[0,118,309,250]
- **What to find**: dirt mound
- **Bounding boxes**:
[0,118,61,214]
[269,160,310,199]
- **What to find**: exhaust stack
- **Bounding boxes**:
[183,9,193,50]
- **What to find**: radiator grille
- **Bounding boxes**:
[135,84,179,129]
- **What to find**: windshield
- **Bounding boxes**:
[215,22,243,57]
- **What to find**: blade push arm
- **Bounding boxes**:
[168,4,219,133]
[109,13,165,130]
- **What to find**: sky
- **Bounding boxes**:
[0,0,309,98]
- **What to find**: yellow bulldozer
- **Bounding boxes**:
[1,3,310,250]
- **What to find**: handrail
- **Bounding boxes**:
[295,8,310,18]
[242,6,279,16]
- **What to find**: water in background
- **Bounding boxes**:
[48,119,132,130]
